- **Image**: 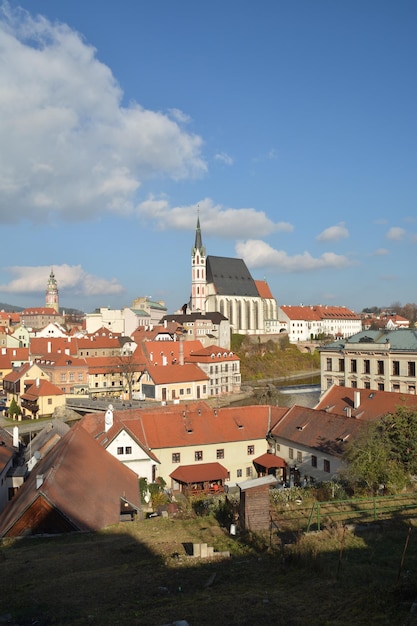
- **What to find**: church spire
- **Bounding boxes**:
[192,207,205,256]
[191,210,206,312]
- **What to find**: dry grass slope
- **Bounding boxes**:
[2,515,417,625]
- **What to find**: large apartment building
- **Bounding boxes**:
[319,329,417,394]
[278,305,362,343]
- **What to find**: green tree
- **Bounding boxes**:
[382,406,417,475]
[8,397,21,420]
[343,407,417,494]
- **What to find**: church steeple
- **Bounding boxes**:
[45,268,59,313]
[191,211,206,312]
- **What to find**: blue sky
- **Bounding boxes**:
[0,1,416,314]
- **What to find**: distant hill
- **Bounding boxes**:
[0,302,24,312]
[0,303,85,316]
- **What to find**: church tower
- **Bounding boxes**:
[191,214,206,312]
[45,268,59,313]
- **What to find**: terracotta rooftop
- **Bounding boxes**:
[0,422,141,537]
[270,405,366,457]
[280,305,359,321]
[170,462,228,484]
[81,402,286,451]
[315,385,417,421]
[144,363,209,385]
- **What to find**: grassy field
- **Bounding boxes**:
[2,513,417,626]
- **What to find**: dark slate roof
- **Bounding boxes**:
[321,329,417,352]
[206,256,259,297]
[161,312,227,324]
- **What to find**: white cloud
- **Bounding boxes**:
[371,248,389,256]
[316,222,349,242]
[0,5,206,224]
[0,265,124,296]
[137,196,294,239]
[235,240,354,272]
[386,227,406,241]
[214,152,234,166]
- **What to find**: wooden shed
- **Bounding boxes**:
[238,474,277,532]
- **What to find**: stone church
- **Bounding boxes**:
[190,216,278,335]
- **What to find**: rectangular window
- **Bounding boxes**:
[326,358,332,372]
[125,446,132,455]
[350,359,357,373]
[365,381,371,389]
[352,380,357,388]
[237,469,242,478]
[48,398,52,405]
[247,445,255,455]
[246,466,252,477]
[378,383,385,391]
[364,359,370,374]
[78,373,83,381]
[195,450,203,461]
[289,447,294,460]
[377,360,384,375]
[297,451,302,463]
[311,455,317,468]
[60,373,66,382]
[408,362,416,377]
[117,447,123,455]
[186,388,191,395]
[216,449,224,459]
[323,459,330,473]
[69,372,74,382]
[339,359,345,372]
[172,452,181,463]
[180,388,184,395]
[393,361,400,376]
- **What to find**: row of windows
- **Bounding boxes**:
[60,372,84,382]
[117,446,132,455]
[283,445,331,473]
[172,445,255,464]
[326,357,416,377]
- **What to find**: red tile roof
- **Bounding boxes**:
[315,385,417,421]
[253,452,287,469]
[81,402,286,450]
[270,405,367,456]
[0,422,141,536]
[170,462,228,483]
[280,305,359,321]
[255,280,274,299]
[144,363,209,385]
[22,308,60,316]
[21,379,64,400]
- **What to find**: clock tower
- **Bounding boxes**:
[45,268,59,313]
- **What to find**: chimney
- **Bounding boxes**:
[13,426,19,448]
[48,341,51,353]
[346,407,352,418]
[36,474,44,489]
[36,378,40,388]
[105,405,114,433]
[179,335,184,366]
[354,390,360,410]
[162,355,167,366]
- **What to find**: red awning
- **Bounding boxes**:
[170,462,228,484]
[253,452,287,469]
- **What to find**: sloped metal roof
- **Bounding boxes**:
[206,256,259,297]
